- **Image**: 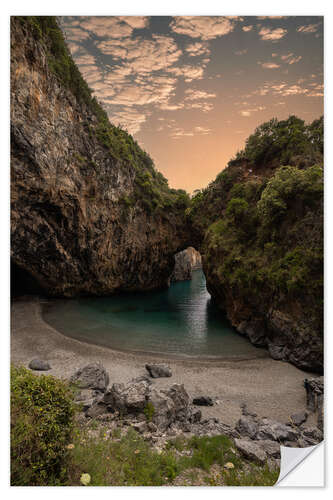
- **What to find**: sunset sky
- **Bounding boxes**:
[60,16,323,193]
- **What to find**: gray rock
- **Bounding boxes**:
[148,388,175,430]
[28,359,51,371]
[290,411,308,427]
[85,402,109,418]
[147,422,157,433]
[234,439,267,464]
[70,363,109,392]
[170,247,202,282]
[256,419,299,442]
[165,384,190,419]
[188,407,202,423]
[192,396,214,406]
[133,421,148,434]
[268,344,286,360]
[240,402,257,418]
[236,416,258,439]
[301,425,323,444]
[103,381,150,414]
[258,440,281,458]
[145,364,172,378]
[130,375,153,385]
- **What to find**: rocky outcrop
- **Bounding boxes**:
[10,17,190,298]
[70,362,109,392]
[189,117,323,372]
[73,365,324,461]
[170,247,202,282]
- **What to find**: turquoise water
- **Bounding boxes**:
[42,270,265,359]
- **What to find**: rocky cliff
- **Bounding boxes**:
[170,247,202,282]
[10,17,190,297]
[189,117,323,372]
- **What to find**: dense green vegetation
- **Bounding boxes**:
[231,115,323,167]
[15,16,190,215]
[188,116,323,347]
[11,365,76,485]
[10,366,278,486]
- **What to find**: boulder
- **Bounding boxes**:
[28,359,51,371]
[148,388,175,430]
[145,364,172,378]
[192,396,214,406]
[165,384,190,419]
[301,425,323,444]
[258,440,281,458]
[236,416,258,439]
[103,381,150,414]
[256,419,299,442]
[85,402,109,418]
[70,363,109,392]
[234,439,267,464]
[289,411,308,427]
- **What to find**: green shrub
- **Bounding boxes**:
[233,115,323,167]
[11,365,76,485]
[143,402,155,422]
[257,165,323,225]
[226,197,249,223]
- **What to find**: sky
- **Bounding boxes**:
[60,16,323,193]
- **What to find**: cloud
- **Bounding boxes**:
[62,26,90,42]
[194,126,211,134]
[185,42,210,57]
[258,27,287,41]
[254,80,323,98]
[260,62,281,69]
[97,35,182,73]
[170,125,212,139]
[257,16,287,20]
[297,24,319,33]
[280,53,302,65]
[167,65,204,82]
[234,49,248,55]
[185,102,214,112]
[242,25,253,32]
[79,17,134,38]
[170,16,234,40]
[239,105,266,117]
[159,102,184,111]
[117,16,149,29]
[184,89,216,100]
[107,108,147,135]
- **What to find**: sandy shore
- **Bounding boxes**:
[10,297,316,426]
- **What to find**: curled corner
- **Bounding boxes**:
[276,442,324,486]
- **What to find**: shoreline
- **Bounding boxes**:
[11,297,317,426]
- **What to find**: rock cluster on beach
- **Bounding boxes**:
[70,363,324,468]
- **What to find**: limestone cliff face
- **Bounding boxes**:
[170,247,202,282]
[189,116,323,373]
[10,18,190,297]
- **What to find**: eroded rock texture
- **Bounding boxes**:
[189,116,323,373]
[11,17,190,297]
[170,247,202,282]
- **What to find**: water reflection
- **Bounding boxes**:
[42,270,265,359]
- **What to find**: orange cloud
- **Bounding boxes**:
[170,16,235,40]
[297,24,319,33]
[259,27,287,41]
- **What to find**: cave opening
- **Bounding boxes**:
[11,260,47,298]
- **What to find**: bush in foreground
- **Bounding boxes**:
[10,365,76,485]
